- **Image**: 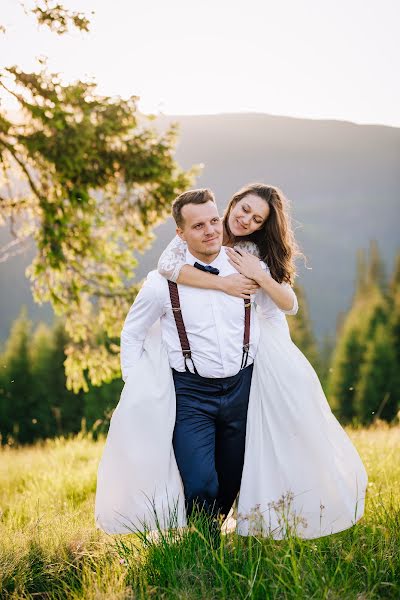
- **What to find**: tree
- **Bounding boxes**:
[2,311,121,444]
[29,321,55,438]
[0,3,196,392]
[327,315,365,421]
[0,308,37,443]
[83,378,123,436]
[30,319,85,437]
[327,243,389,422]
[366,240,387,292]
[354,324,400,423]
[288,284,320,372]
[49,321,84,433]
[389,252,400,293]
[354,248,368,301]
[388,252,400,369]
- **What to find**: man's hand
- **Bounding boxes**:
[220,273,260,299]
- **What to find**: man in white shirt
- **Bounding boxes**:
[120,189,282,528]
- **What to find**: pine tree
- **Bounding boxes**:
[48,321,84,435]
[319,333,335,390]
[0,308,36,444]
[354,248,368,301]
[83,379,123,437]
[327,243,389,422]
[389,252,400,293]
[366,240,387,292]
[388,252,400,369]
[354,324,400,423]
[288,284,320,372]
[29,322,55,439]
[327,315,365,421]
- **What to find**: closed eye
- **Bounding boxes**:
[243,205,262,224]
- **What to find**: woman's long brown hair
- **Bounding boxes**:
[223,183,301,285]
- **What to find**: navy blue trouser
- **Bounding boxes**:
[172,363,253,520]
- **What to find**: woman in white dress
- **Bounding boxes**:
[156,183,368,539]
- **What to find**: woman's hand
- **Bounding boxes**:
[225,247,265,282]
[226,248,298,312]
[221,273,260,299]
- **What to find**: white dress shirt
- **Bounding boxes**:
[120,247,288,381]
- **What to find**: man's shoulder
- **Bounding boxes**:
[146,269,165,282]
[143,270,169,292]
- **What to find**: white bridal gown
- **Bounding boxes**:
[95,237,367,538]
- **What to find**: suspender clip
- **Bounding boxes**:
[241,343,250,370]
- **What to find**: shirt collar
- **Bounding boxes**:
[186,247,226,270]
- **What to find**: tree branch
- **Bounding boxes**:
[0,136,43,203]
[0,78,33,112]
[0,236,31,263]
[68,262,135,298]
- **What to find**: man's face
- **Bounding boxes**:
[177,201,223,262]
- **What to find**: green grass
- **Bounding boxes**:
[0,425,399,599]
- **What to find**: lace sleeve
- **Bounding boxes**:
[157,235,187,283]
[235,240,298,315]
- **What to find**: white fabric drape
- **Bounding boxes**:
[95,321,186,534]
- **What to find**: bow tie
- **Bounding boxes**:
[193,262,220,275]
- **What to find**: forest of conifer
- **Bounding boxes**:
[1,242,398,445]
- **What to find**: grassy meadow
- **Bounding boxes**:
[0,425,399,599]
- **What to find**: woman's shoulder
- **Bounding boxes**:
[233,240,261,258]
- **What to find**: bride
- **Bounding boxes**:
[155,183,368,539]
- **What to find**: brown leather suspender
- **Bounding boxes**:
[241,299,251,369]
[167,281,251,374]
[168,281,199,374]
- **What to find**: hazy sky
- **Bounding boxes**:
[2,0,399,126]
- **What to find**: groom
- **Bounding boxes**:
[120,189,274,524]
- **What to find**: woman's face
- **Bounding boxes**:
[228,193,270,237]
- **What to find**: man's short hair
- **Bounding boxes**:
[172,188,216,227]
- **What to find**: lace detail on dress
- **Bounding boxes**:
[157,235,187,283]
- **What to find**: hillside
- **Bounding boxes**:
[1,113,399,342]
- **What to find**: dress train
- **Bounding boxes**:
[236,315,368,539]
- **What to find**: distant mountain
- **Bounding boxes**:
[1,113,399,344]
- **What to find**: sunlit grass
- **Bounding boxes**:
[0,424,399,599]
[0,434,126,599]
